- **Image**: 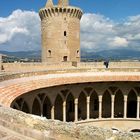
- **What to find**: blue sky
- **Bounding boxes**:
[0,0,140,52]
[1,0,140,20]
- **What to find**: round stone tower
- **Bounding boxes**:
[39,0,83,63]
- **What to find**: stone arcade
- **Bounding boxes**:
[11,82,140,121]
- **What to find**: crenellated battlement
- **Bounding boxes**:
[39,6,83,20]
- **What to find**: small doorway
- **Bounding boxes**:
[63,56,68,62]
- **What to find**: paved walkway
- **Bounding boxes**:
[1,71,140,87]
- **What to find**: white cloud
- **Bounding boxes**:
[0,9,41,51]
[0,10,140,52]
[109,37,129,47]
[0,34,8,44]
[81,13,140,51]
[132,34,140,40]
[80,13,116,51]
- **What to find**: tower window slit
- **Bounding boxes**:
[77,50,79,57]
[64,31,67,36]
[48,50,51,57]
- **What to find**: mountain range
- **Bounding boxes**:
[0,49,140,61]
[0,50,41,59]
[81,49,140,60]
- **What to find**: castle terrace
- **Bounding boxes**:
[0,64,140,131]
[0,0,140,134]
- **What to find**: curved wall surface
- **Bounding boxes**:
[0,72,140,131]
[39,6,82,63]
[0,72,140,106]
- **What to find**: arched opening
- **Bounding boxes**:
[22,102,29,113]
[127,90,137,118]
[78,92,87,120]
[114,90,124,118]
[15,98,23,108]
[11,98,29,113]
[60,8,62,13]
[55,8,58,13]
[43,96,51,119]
[54,95,63,121]
[32,98,41,116]
[68,9,70,13]
[102,90,111,118]
[90,91,99,119]
[66,93,74,122]
[12,103,20,110]
[64,9,66,13]
[48,50,51,57]
[11,98,23,110]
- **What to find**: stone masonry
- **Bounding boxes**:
[0,106,140,140]
[39,0,83,63]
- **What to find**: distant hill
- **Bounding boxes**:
[1,49,140,61]
[81,49,140,60]
[0,50,41,59]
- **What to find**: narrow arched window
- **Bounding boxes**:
[64,31,67,36]
[77,50,79,57]
[48,50,51,57]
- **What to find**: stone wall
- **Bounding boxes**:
[78,61,140,68]
[2,61,140,72]
[0,107,139,140]
[2,62,73,72]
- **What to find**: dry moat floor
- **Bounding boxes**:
[0,107,139,140]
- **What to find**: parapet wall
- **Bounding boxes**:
[1,62,73,72]
[1,61,140,72]
[78,62,140,68]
